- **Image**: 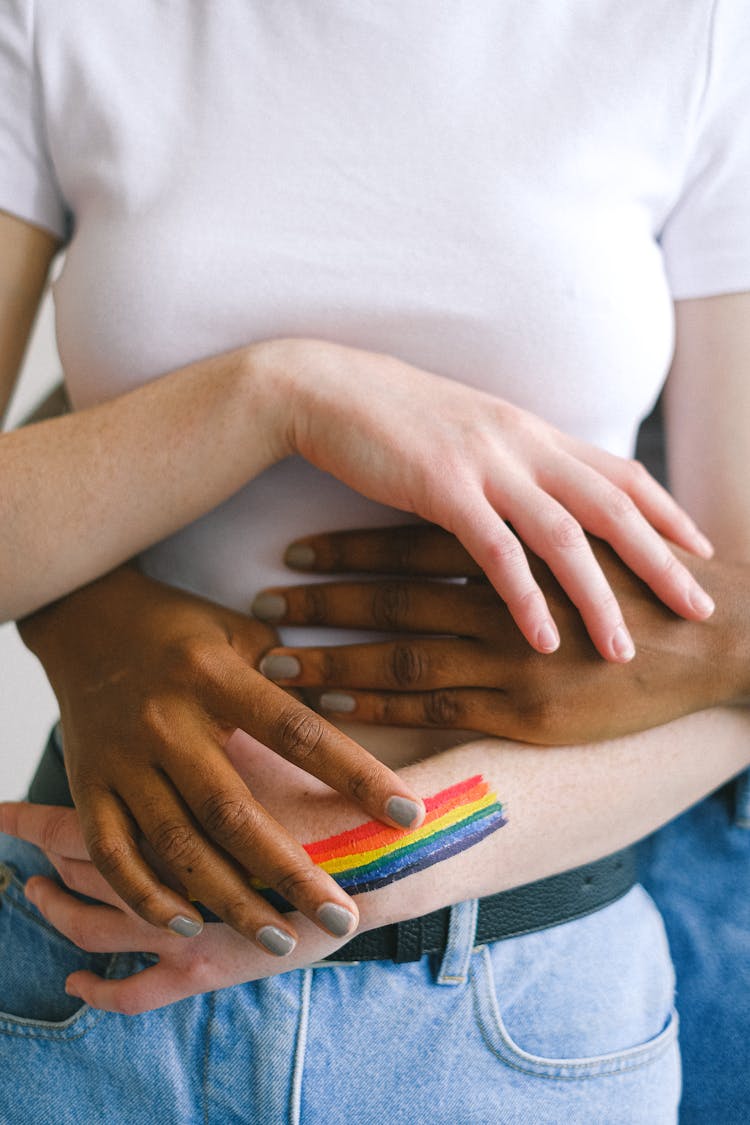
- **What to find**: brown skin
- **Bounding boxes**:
[256,524,750,744]
[18,524,749,949]
[18,566,425,950]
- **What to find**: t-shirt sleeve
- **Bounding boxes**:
[0,0,69,241]
[660,0,750,299]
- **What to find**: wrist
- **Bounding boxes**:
[17,564,141,678]
[707,560,750,705]
[243,336,330,462]
[248,335,371,461]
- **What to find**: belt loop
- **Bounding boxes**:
[435,898,479,987]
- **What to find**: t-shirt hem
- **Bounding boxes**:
[666,258,750,300]
[0,178,68,243]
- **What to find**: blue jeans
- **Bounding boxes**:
[638,777,750,1125]
[0,830,679,1124]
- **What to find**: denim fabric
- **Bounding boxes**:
[639,784,750,1125]
[0,829,680,1125]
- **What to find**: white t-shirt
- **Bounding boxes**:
[1,0,749,624]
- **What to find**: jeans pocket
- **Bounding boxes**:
[0,859,117,1039]
[471,885,679,1081]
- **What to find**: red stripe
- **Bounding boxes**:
[304,776,488,861]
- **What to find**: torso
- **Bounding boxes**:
[35,0,713,763]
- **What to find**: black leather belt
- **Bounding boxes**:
[327,847,636,962]
[28,727,637,963]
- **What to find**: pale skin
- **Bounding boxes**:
[0,210,748,1011]
[0,213,716,648]
[0,210,722,943]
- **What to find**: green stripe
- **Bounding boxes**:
[330,800,504,883]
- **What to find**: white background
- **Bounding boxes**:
[0,288,61,798]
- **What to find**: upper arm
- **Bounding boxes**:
[663,292,750,560]
[0,210,60,424]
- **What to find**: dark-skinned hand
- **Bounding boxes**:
[16,566,424,953]
[252,524,750,745]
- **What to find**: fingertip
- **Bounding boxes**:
[285,542,317,570]
[251,592,288,622]
[385,795,425,830]
[692,529,714,559]
[688,586,715,619]
[256,925,298,957]
[23,875,45,901]
[610,624,636,662]
[536,621,560,654]
[317,901,358,938]
[65,980,81,1000]
[167,914,204,938]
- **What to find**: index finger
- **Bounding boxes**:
[204,650,425,831]
[0,801,88,859]
[284,524,480,578]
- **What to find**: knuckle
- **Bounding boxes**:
[66,919,94,953]
[126,884,167,921]
[483,535,527,571]
[175,638,223,686]
[87,831,131,882]
[371,582,410,629]
[423,690,462,726]
[603,486,638,522]
[627,458,651,487]
[392,526,421,571]
[549,514,585,551]
[388,644,426,688]
[35,807,74,855]
[149,820,203,868]
[319,648,339,685]
[658,550,682,582]
[214,894,259,933]
[595,590,621,619]
[199,792,255,846]
[53,856,76,889]
[347,761,385,804]
[372,694,398,724]
[513,586,547,616]
[301,585,328,626]
[275,709,327,763]
[274,864,319,904]
[516,684,560,737]
[138,696,173,742]
[109,986,143,1018]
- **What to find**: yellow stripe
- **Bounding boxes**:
[319,791,498,875]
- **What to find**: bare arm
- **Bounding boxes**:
[665,293,750,559]
[7,702,747,1013]
[0,216,296,623]
[0,214,716,652]
[5,293,749,1012]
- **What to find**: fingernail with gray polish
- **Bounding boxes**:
[168,915,204,938]
[251,593,288,622]
[386,796,423,829]
[257,926,297,957]
[320,691,356,714]
[317,902,357,937]
[259,654,302,680]
[285,544,316,569]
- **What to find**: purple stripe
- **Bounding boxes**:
[334,801,504,885]
[339,810,507,894]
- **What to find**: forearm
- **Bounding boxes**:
[0,342,289,621]
[246,706,750,936]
